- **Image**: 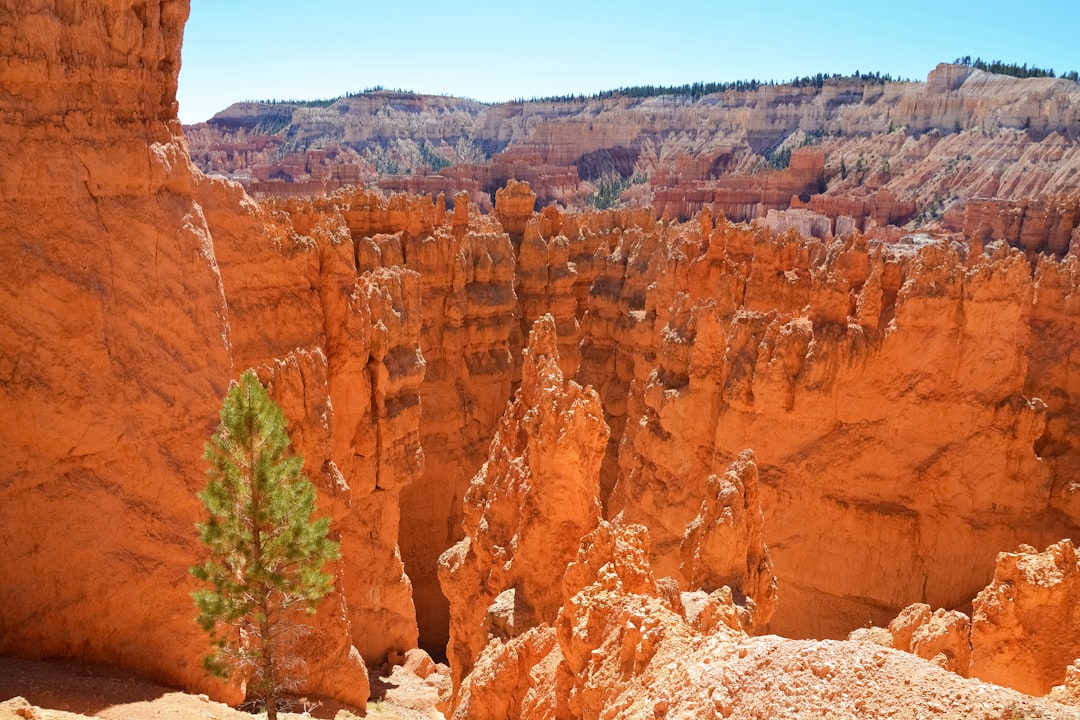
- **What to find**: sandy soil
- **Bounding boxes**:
[0,657,446,720]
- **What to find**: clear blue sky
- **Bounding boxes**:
[177,1,1080,125]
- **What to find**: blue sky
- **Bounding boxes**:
[177,1,1080,124]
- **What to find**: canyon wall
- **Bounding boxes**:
[251,180,1080,677]
[251,188,521,653]
[0,0,237,700]
[5,1,1080,713]
[0,1,418,709]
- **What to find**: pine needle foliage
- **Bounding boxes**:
[191,370,339,720]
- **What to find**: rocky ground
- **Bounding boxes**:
[4,645,1077,720]
[0,657,447,720]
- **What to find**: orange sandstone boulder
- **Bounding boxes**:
[879,539,1080,698]
[887,603,972,677]
[1049,661,1080,708]
[971,540,1080,695]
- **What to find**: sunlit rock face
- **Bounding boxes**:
[0,0,237,701]
[438,315,607,694]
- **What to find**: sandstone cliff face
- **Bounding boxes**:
[1029,255,1080,526]
[0,0,237,701]
[601,222,1070,638]
[254,183,1080,660]
[1,1,425,710]
[259,187,522,654]
[438,315,608,694]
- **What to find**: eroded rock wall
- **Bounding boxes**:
[186,63,1080,252]
[1,1,420,709]
[438,316,607,694]
[0,0,237,701]
[255,351,370,709]
[581,218,1072,638]
[261,188,522,653]
[253,183,1080,656]
[198,170,427,668]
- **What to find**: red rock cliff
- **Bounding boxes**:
[0,2,417,710]
[259,184,1080,662]
[7,4,1080,713]
[0,0,236,700]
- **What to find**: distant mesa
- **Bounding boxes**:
[185,62,1080,256]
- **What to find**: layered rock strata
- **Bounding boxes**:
[2,1,424,710]
[186,64,1080,254]
[253,182,1080,656]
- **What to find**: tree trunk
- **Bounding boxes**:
[260,593,277,720]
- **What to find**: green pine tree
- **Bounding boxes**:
[191,370,339,720]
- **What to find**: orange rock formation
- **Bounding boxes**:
[6,1,1080,716]
[1,0,237,701]
[243,180,1080,683]
[680,449,778,630]
[971,540,1080,695]
[870,539,1080,699]
[887,603,972,677]
[449,520,1077,719]
[438,315,608,694]
[186,64,1080,254]
[1,1,423,711]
